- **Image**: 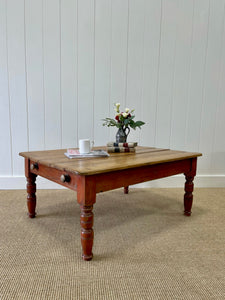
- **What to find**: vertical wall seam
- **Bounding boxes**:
[198,0,211,152]
[124,0,130,106]
[139,0,146,145]
[108,0,113,131]
[210,0,225,171]
[154,0,163,147]
[5,0,13,176]
[93,0,96,141]
[59,0,62,148]
[169,0,179,149]
[24,0,29,151]
[42,0,46,149]
[184,0,195,150]
[76,0,79,145]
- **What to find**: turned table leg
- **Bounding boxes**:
[124,186,129,194]
[26,173,37,218]
[77,176,96,261]
[80,205,94,261]
[184,175,194,216]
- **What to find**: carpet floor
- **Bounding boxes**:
[1,188,225,300]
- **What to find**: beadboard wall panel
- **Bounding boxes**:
[61,0,78,148]
[7,0,28,176]
[155,0,179,148]
[0,0,12,175]
[125,0,146,144]
[109,0,129,142]
[77,0,95,141]
[185,0,210,153]
[198,0,225,173]
[43,0,61,149]
[0,0,225,187]
[25,0,45,151]
[94,0,111,146]
[140,0,161,147]
[211,15,225,174]
[170,0,194,150]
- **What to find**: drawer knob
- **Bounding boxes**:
[60,174,71,183]
[30,163,38,170]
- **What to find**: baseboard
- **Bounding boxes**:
[0,176,64,190]
[0,174,225,189]
[133,174,225,188]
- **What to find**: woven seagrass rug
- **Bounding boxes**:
[1,188,225,299]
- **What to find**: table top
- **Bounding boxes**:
[19,147,202,176]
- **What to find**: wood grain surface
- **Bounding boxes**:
[20,147,202,175]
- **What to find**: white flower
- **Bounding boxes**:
[125,108,129,113]
[122,112,128,118]
[115,103,120,113]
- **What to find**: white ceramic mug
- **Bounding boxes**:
[79,139,93,154]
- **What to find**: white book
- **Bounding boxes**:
[65,149,109,159]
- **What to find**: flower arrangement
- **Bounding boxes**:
[102,103,145,131]
[102,103,145,142]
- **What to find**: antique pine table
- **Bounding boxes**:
[19,147,202,261]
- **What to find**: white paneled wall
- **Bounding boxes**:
[1,0,225,188]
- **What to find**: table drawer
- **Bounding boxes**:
[29,160,77,191]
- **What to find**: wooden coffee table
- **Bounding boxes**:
[19,147,202,261]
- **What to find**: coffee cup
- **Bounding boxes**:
[79,139,93,154]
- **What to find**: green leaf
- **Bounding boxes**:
[124,119,129,125]
[134,121,145,128]
[102,118,119,127]
[129,121,136,129]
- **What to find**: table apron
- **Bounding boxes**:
[26,158,196,194]
[95,158,195,193]
[28,159,78,191]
